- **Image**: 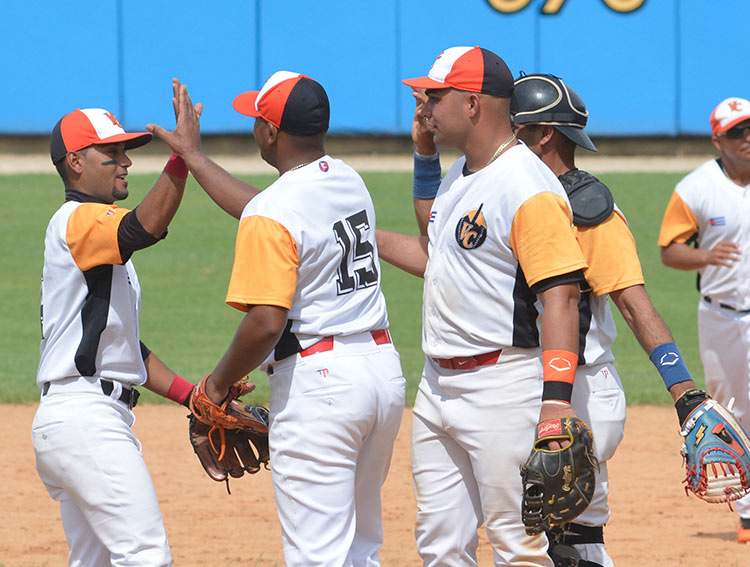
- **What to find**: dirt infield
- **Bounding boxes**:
[3,404,749,566]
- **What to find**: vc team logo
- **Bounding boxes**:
[103,111,122,128]
[455,204,487,250]
[319,161,329,172]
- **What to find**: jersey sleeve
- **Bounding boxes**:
[510,192,588,288]
[576,211,645,296]
[66,203,130,271]
[657,191,699,246]
[225,215,299,312]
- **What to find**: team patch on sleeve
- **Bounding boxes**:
[657,191,699,246]
[225,216,299,312]
[510,192,587,288]
[66,203,129,271]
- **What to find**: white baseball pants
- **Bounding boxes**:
[268,332,405,567]
[32,377,171,567]
[698,299,750,517]
[411,348,551,567]
[569,361,627,567]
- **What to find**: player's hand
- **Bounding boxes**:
[411,88,437,156]
[146,78,204,160]
[204,374,232,405]
[705,241,740,267]
[537,402,579,450]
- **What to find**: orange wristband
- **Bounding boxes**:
[542,349,578,403]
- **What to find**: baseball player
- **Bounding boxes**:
[410,73,710,566]
[149,72,405,567]
[658,97,750,542]
[32,83,202,566]
[377,46,588,567]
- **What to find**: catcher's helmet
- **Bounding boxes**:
[511,73,597,152]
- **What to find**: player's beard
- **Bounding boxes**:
[112,185,128,201]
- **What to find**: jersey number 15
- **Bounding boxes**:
[333,210,379,295]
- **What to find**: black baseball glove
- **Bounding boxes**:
[520,417,599,535]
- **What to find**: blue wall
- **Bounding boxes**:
[1,0,748,136]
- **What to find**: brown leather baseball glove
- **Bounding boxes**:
[188,375,269,489]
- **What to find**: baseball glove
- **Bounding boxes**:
[677,389,750,505]
[188,375,269,487]
[520,417,599,535]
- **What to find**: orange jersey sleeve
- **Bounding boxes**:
[510,192,588,287]
[575,211,644,296]
[66,203,129,271]
[658,192,699,246]
[225,215,299,312]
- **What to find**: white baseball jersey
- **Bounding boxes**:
[422,143,587,358]
[658,158,750,519]
[226,155,389,350]
[659,158,750,308]
[33,195,171,566]
[37,200,146,387]
[226,155,404,567]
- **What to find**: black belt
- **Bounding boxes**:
[42,379,140,409]
[703,296,750,314]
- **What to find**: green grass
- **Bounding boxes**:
[0,168,703,406]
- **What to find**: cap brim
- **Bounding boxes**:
[556,125,597,152]
[402,76,450,90]
[233,90,262,117]
[715,115,750,134]
[89,132,152,151]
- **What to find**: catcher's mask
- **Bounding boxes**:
[510,73,597,152]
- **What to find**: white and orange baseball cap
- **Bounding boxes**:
[232,71,330,136]
[710,97,750,135]
[50,108,152,164]
[403,46,514,98]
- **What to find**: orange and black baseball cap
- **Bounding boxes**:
[403,46,514,98]
[710,97,750,135]
[50,108,152,165]
[232,71,330,136]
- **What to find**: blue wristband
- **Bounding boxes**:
[649,342,692,390]
[413,152,441,200]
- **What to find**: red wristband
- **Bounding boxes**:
[166,374,194,405]
[164,152,188,179]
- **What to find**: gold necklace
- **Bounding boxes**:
[486,133,516,167]
[289,160,314,172]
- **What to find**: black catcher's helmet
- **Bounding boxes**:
[511,73,597,152]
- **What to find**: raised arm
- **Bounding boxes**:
[147,79,261,220]
[411,88,440,236]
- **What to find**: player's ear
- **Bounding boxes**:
[266,122,279,145]
[67,150,85,175]
[540,125,556,145]
[711,133,722,153]
[466,92,481,117]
